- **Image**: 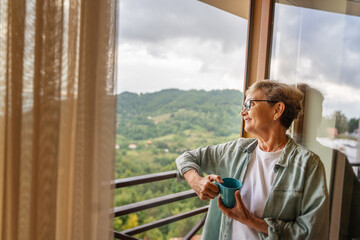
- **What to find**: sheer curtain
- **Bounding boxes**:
[0,0,117,239]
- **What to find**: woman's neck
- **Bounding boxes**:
[257,133,288,152]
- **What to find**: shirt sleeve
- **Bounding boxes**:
[175,141,232,180]
[258,158,329,240]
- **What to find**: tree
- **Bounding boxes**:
[349,118,359,133]
[124,214,139,230]
[113,218,123,231]
[334,111,348,134]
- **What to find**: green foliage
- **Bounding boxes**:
[114,218,123,231]
[116,89,243,140]
[317,111,359,137]
[115,89,243,239]
[124,214,139,229]
[334,111,349,134]
[349,118,359,133]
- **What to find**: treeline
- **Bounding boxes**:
[117,89,243,116]
[318,111,359,137]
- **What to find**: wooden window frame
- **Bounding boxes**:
[242,0,273,138]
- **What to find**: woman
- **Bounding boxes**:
[176,80,329,240]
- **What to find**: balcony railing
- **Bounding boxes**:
[112,155,360,240]
[113,170,208,240]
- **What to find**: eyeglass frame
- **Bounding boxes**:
[242,99,279,111]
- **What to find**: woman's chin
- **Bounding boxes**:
[244,125,253,134]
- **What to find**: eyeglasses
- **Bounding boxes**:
[242,99,278,111]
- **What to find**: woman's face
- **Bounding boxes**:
[241,90,276,136]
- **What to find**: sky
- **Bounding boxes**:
[116,0,360,119]
[269,3,360,119]
[116,0,248,94]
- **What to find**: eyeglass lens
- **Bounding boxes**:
[242,100,251,111]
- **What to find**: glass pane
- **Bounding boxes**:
[269,0,360,237]
[270,0,360,183]
[115,0,249,238]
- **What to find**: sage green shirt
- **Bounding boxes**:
[176,136,329,240]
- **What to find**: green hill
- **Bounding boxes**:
[117,89,243,115]
[116,89,243,140]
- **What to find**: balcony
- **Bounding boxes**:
[113,170,208,240]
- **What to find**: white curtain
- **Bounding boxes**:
[0,0,117,239]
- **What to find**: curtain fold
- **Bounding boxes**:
[0,0,117,239]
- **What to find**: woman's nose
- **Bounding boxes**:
[240,108,247,116]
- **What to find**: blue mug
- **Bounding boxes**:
[214,178,242,208]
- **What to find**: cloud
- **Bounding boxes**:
[117,0,249,94]
[272,4,360,88]
[270,3,360,118]
[117,39,246,93]
[118,0,247,51]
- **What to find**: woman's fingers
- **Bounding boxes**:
[217,195,226,211]
[206,175,222,195]
[201,181,219,198]
[208,174,223,183]
[195,175,223,200]
[198,191,217,200]
[206,180,220,193]
[218,190,255,227]
[217,196,235,219]
[235,190,247,213]
[235,190,243,207]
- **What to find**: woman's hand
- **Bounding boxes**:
[217,190,253,223]
[194,174,223,200]
[183,170,223,200]
[217,190,269,234]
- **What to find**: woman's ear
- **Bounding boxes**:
[274,102,285,120]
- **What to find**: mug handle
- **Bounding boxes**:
[214,182,222,194]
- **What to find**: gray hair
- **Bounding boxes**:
[246,80,304,128]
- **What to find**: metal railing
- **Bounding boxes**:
[113,170,208,240]
[350,163,360,179]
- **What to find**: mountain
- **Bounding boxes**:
[116,89,243,140]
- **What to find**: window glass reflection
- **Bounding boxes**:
[270,1,360,184]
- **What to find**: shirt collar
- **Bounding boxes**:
[243,134,295,168]
[244,138,258,153]
[276,134,294,167]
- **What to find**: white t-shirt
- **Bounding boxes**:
[231,145,283,240]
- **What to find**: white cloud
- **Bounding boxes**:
[118,0,248,47]
[270,4,360,119]
[321,82,360,118]
[117,0,248,94]
[117,38,246,93]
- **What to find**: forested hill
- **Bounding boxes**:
[117,89,243,115]
[116,89,243,140]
